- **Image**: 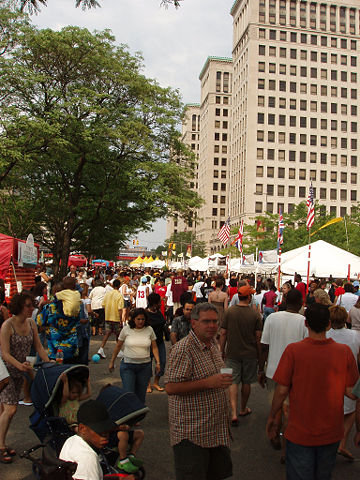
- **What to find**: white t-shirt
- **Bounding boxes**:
[261,311,307,379]
[337,292,358,312]
[119,325,156,363]
[136,285,148,308]
[0,357,9,382]
[59,434,103,480]
[193,281,205,299]
[165,283,174,307]
[89,286,106,310]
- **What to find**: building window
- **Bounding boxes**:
[256,166,263,177]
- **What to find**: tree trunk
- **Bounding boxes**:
[52,227,73,282]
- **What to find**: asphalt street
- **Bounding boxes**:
[3,337,360,480]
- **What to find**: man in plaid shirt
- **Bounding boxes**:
[165,303,233,480]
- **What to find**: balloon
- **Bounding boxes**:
[92,354,100,363]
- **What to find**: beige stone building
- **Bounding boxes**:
[230,0,360,227]
[197,57,233,254]
[166,103,200,238]
[168,0,360,253]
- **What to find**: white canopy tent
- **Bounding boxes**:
[280,240,360,279]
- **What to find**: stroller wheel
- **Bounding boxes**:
[136,467,145,479]
[32,462,42,479]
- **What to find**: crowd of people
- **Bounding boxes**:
[1,264,360,479]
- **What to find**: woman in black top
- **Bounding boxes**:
[146,293,167,392]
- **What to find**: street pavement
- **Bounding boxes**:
[3,337,360,480]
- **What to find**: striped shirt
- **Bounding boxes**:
[164,329,231,448]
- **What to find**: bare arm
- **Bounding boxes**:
[60,373,70,404]
[80,377,92,401]
[170,332,178,345]
[354,399,360,446]
[151,340,161,374]
[219,327,227,358]
[109,339,124,371]
[266,384,289,439]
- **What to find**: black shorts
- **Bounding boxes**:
[173,440,232,480]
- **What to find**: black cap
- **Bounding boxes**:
[77,400,117,434]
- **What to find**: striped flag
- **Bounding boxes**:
[277,210,284,248]
[306,183,315,230]
[233,219,244,253]
[217,217,231,245]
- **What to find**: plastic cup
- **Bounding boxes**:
[221,368,233,375]
[26,356,36,367]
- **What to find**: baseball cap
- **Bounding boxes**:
[238,285,256,296]
[141,276,148,283]
[77,400,117,434]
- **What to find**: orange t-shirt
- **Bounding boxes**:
[273,337,359,446]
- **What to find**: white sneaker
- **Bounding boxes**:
[97,347,106,359]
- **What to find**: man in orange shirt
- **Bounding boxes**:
[266,304,358,479]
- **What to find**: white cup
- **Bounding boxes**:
[26,356,36,367]
[220,367,233,375]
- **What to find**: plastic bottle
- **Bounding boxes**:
[56,349,64,364]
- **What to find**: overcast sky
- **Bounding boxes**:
[33,0,234,249]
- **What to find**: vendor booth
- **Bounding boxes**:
[0,233,39,301]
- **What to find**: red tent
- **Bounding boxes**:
[0,233,39,300]
[68,254,87,267]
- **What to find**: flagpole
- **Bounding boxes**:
[344,216,350,251]
[277,245,282,292]
[306,243,311,296]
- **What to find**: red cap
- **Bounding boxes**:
[238,285,256,296]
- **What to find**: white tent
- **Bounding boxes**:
[147,259,165,269]
[281,240,360,278]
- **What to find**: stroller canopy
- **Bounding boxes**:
[31,363,89,415]
[97,385,149,426]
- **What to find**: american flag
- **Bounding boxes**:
[234,219,244,253]
[217,217,231,245]
[306,183,315,230]
[277,210,284,248]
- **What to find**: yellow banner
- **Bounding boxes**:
[310,217,343,236]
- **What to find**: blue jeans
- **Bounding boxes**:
[263,306,275,321]
[120,360,152,404]
[286,440,339,480]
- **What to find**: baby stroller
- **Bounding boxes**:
[21,362,149,479]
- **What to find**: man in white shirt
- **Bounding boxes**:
[258,289,306,453]
[192,277,205,303]
[60,399,135,480]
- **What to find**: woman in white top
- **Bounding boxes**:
[108,308,160,403]
[336,283,358,313]
[327,305,360,460]
[89,279,106,336]
[120,276,132,324]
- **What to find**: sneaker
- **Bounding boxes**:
[116,458,139,474]
[97,347,106,359]
[18,400,33,406]
[128,454,143,468]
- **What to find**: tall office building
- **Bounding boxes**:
[167,58,232,254]
[230,0,360,227]
[197,57,233,254]
[166,104,200,238]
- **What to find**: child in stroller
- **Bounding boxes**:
[59,372,91,430]
[24,362,149,479]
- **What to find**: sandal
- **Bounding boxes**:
[5,446,16,456]
[146,387,153,393]
[0,448,12,464]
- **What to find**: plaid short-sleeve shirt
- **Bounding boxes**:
[164,329,231,448]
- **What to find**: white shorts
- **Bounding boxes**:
[0,357,9,382]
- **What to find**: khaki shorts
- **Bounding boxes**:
[105,321,122,336]
[225,358,258,385]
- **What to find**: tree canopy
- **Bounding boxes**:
[8,0,182,14]
[0,9,199,277]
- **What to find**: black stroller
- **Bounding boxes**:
[21,362,149,479]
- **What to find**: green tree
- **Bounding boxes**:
[0,21,199,278]
[155,231,206,258]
